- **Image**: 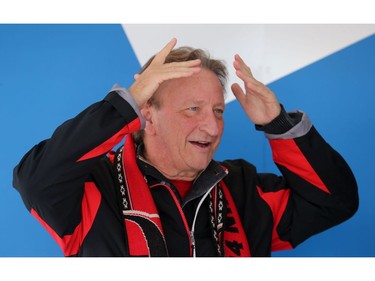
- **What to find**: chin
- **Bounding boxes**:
[185,154,213,172]
[191,160,211,171]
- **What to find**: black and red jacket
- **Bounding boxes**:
[12,87,359,257]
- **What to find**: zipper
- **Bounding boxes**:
[189,177,223,257]
[190,230,196,255]
[151,169,228,257]
[150,181,194,256]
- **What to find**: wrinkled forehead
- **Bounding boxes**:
[154,68,225,107]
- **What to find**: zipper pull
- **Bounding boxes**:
[190,230,196,257]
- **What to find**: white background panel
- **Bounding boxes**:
[123,24,375,102]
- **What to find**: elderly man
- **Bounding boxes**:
[13,38,358,257]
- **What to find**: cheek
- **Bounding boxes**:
[175,117,198,133]
[217,121,225,137]
[219,120,224,133]
[157,117,191,145]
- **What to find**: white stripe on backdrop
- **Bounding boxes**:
[123,24,375,103]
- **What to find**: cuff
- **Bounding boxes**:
[109,84,145,129]
[255,104,302,134]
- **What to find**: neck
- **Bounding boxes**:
[140,152,199,182]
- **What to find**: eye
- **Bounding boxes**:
[188,107,199,112]
[214,108,224,116]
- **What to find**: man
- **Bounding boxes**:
[13,38,358,257]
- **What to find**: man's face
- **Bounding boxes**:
[143,68,225,179]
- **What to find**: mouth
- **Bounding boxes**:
[189,141,211,149]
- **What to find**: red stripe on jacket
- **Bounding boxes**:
[31,182,101,256]
[77,118,141,162]
[270,138,330,194]
[256,186,292,251]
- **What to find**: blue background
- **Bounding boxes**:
[1,24,374,257]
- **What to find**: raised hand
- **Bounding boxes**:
[128,38,202,109]
[231,54,281,126]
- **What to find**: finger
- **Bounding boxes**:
[151,38,178,65]
[152,59,201,81]
[235,69,257,91]
[233,78,262,101]
[234,54,253,78]
[231,83,246,105]
[234,65,262,94]
[157,64,202,81]
[160,59,202,73]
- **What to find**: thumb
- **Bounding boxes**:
[231,83,246,105]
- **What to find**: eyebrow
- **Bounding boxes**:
[190,99,225,108]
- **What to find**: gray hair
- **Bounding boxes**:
[132,46,228,143]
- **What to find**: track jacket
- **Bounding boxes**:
[13,86,359,257]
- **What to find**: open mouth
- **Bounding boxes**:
[190,141,210,148]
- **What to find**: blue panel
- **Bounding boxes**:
[0,24,140,256]
[1,23,373,257]
[216,34,375,256]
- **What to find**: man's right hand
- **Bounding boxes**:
[128,38,202,109]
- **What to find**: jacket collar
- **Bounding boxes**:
[135,142,228,205]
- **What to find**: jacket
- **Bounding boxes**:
[12,88,359,257]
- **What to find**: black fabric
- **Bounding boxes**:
[255,104,302,134]
[12,92,358,257]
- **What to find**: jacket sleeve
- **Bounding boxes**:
[12,87,142,241]
[260,109,359,251]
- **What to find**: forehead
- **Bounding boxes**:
[157,68,225,105]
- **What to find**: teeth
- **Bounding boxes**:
[191,141,209,147]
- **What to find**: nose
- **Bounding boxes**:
[199,112,222,137]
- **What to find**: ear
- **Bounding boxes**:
[141,105,156,135]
